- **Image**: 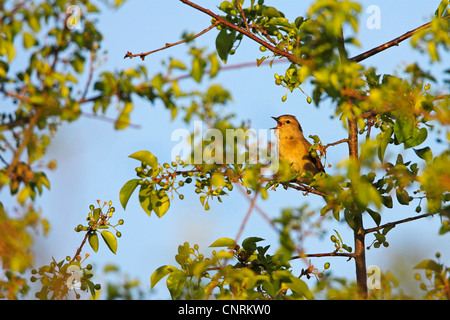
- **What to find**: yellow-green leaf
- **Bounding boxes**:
[150,265,178,289]
[23,32,36,49]
[209,237,236,248]
[89,232,99,252]
[119,179,139,209]
[100,230,117,254]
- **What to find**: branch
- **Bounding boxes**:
[235,188,259,243]
[124,21,220,60]
[288,181,328,197]
[349,17,450,63]
[291,251,353,260]
[170,58,288,82]
[179,0,309,66]
[323,138,349,150]
[5,108,41,177]
[364,213,432,235]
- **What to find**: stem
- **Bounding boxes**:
[348,113,368,297]
[365,213,431,234]
[5,109,41,178]
[124,21,220,60]
[179,0,308,66]
[349,17,450,62]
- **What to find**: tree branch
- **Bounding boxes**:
[291,251,353,260]
[179,0,309,66]
[124,21,220,60]
[323,138,349,150]
[349,17,449,63]
[5,108,41,178]
[364,213,432,235]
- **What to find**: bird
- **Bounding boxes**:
[271,114,324,182]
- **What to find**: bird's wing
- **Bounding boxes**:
[310,152,325,172]
[303,139,325,173]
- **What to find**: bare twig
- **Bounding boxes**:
[70,231,91,263]
[289,182,328,197]
[235,188,258,243]
[364,213,432,235]
[124,21,220,60]
[179,0,308,66]
[81,51,95,103]
[349,17,450,62]
[323,138,349,150]
[235,0,249,31]
[5,109,41,178]
[291,251,353,260]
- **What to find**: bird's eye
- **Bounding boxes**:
[286,120,291,124]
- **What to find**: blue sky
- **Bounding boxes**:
[7,0,448,299]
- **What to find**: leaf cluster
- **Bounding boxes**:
[151,237,313,300]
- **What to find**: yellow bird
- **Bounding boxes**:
[271,115,324,180]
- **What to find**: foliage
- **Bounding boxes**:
[414,252,450,300]
[150,237,314,300]
[122,0,450,299]
[0,0,449,300]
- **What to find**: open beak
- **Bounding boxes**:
[270,116,281,130]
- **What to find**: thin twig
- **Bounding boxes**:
[235,0,249,31]
[291,251,354,260]
[289,182,328,197]
[124,21,219,60]
[81,51,95,103]
[364,213,432,235]
[81,111,141,129]
[349,17,450,62]
[170,58,288,82]
[235,188,259,243]
[70,231,91,263]
[179,0,308,66]
[5,109,41,177]
[323,138,349,150]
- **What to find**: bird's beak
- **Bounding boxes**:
[270,116,281,130]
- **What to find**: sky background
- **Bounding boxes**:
[4,0,448,299]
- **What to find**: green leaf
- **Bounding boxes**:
[191,57,206,83]
[215,29,235,63]
[153,192,170,218]
[435,0,449,17]
[209,237,237,248]
[261,6,283,18]
[88,232,99,252]
[377,127,393,162]
[138,184,153,216]
[100,230,117,254]
[166,270,187,299]
[382,195,393,208]
[366,208,381,226]
[394,115,414,143]
[129,150,158,169]
[414,259,442,272]
[150,265,177,289]
[396,188,411,205]
[23,32,37,48]
[169,58,187,70]
[242,237,265,253]
[404,127,427,149]
[344,209,361,232]
[119,179,140,209]
[414,146,433,164]
[115,101,133,130]
[93,208,101,221]
[280,277,313,299]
